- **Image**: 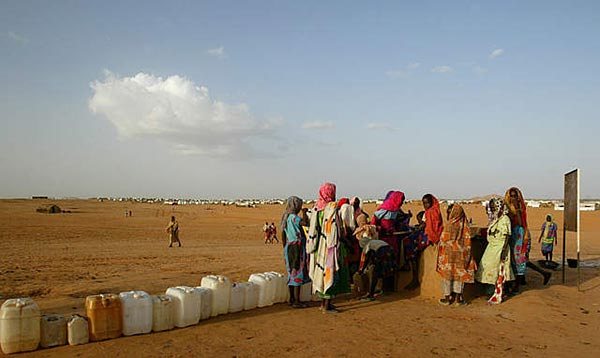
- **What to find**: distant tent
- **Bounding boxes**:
[36,204,62,214]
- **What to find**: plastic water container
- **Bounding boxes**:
[200,275,231,317]
[67,314,89,346]
[193,287,212,321]
[263,272,281,303]
[266,272,288,303]
[241,282,259,310]
[248,273,274,307]
[0,298,41,354]
[165,286,201,327]
[151,295,174,332]
[300,282,312,302]
[40,314,67,348]
[228,283,245,313]
[119,291,152,336]
[85,294,122,341]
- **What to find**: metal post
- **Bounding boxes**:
[577,169,581,291]
[562,224,567,284]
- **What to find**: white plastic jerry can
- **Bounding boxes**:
[248,273,274,307]
[0,298,41,354]
[263,272,283,304]
[165,286,202,328]
[228,283,245,313]
[67,314,89,346]
[119,291,152,336]
[151,295,174,332]
[193,287,213,321]
[300,282,312,302]
[240,282,259,310]
[200,275,231,317]
[40,314,67,348]
[266,272,288,303]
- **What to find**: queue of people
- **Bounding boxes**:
[279,183,554,312]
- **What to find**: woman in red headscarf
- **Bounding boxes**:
[370,191,410,291]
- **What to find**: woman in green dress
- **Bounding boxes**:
[475,197,515,304]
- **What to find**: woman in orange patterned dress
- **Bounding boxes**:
[436,204,477,305]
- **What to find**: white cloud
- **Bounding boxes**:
[407,62,421,69]
[366,123,398,131]
[89,71,280,158]
[207,46,226,58]
[431,65,453,74]
[489,48,504,59]
[0,31,29,45]
[474,65,488,76]
[301,121,335,130]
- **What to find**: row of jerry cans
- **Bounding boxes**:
[0,272,294,354]
[0,298,88,354]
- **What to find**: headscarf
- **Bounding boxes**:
[384,191,395,201]
[337,198,350,207]
[316,182,336,211]
[350,197,362,210]
[338,198,355,233]
[446,204,468,244]
[280,196,303,236]
[351,196,365,221]
[487,197,508,227]
[504,187,529,240]
[424,195,444,244]
[379,191,405,211]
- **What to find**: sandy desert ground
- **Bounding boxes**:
[1,199,599,357]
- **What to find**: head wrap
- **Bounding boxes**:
[424,195,443,244]
[316,182,336,211]
[504,187,529,240]
[280,196,303,235]
[487,197,508,226]
[446,204,468,243]
[337,198,350,207]
[380,191,405,211]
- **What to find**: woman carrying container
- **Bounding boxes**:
[281,196,310,308]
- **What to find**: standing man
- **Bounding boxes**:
[166,216,181,247]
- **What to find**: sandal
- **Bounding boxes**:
[455,295,468,306]
[323,307,339,314]
[438,296,453,306]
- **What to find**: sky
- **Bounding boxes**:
[1,1,599,200]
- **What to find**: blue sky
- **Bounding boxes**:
[1,1,599,199]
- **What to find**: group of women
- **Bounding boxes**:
[280,183,552,312]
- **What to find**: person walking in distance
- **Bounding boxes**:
[166,216,181,247]
[263,222,272,244]
[270,222,280,244]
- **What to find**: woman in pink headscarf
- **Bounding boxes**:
[371,191,410,291]
[307,182,350,313]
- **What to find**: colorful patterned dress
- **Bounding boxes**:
[436,205,477,294]
[540,221,557,255]
[284,214,310,286]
